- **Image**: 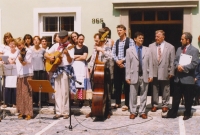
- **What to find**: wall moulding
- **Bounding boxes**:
[112,0,199,9]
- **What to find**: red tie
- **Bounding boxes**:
[182,46,186,54]
[57,42,69,50]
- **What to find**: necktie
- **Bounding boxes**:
[138,47,143,76]
[158,45,161,62]
[182,46,186,54]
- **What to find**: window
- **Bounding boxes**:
[41,15,74,45]
[43,16,74,32]
[33,7,81,45]
[129,9,183,24]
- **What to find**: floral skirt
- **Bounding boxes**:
[16,76,33,116]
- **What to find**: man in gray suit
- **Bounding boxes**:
[126,32,153,119]
[149,30,175,113]
[163,32,199,120]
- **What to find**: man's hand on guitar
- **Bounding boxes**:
[49,56,55,62]
[63,49,69,55]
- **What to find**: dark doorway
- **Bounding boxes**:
[131,24,183,50]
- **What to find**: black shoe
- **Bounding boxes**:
[183,116,190,120]
[162,114,176,119]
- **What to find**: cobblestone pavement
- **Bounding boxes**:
[1,114,200,135]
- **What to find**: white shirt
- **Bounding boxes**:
[3,50,19,88]
[47,43,74,66]
[0,44,10,54]
[16,48,33,77]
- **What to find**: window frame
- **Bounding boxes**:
[33,7,81,43]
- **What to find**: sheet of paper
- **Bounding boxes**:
[179,53,192,66]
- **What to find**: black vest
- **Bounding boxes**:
[115,37,130,57]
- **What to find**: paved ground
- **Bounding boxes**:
[0,97,200,135]
[1,114,200,135]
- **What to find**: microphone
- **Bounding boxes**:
[67,74,82,85]
[75,80,82,85]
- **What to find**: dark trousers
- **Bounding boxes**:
[105,68,112,115]
[33,70,49,104]
[114,63,129,106]
[167,82,195,117]
[5,88,16,105]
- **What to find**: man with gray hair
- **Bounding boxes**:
[149,30,175,113]
[163,32,199,120]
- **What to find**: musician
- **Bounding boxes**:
[15,37,33,120]
[41,37,49,51]
[86,32,113,119]
[0,32,13,56]
[99,27,115,99]
[44,30,75,119]
[48,33,60,105]
[31,36,48,107]
[49,33,60,49]
[126,32,153,119]
[2,38,18,108]
[0,32,13,107]
[72,34,88,105]
[23,34,33,48]
[70,32,79,46]
[112,24,135,111]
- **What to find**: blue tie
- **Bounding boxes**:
[138,48,143,76]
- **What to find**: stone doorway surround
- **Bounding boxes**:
[112,0,199,36]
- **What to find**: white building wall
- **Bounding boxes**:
[0,0,121,55]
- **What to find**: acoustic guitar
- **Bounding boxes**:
[45,44,74,72]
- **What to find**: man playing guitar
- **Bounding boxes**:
[44,30,75,119]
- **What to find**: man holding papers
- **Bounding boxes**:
[163,32,199,120]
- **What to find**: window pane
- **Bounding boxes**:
[43,17,58,32]
[171,10,183,20]
[130,11,142,21]
[60,17,74,31]
[157,11,169,20]
[144,11,155,21]
[41,36,52,46]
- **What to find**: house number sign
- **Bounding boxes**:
[92,18,104,24]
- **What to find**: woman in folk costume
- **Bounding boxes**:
[2,38,19,108]
[23,34,33,49]
[0,32,13,56]
[31,36,48,107]
[0,32,13,108]
[15,37,33,120]
[72,34,88,106]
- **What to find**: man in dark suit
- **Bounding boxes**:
[163,32,199,120]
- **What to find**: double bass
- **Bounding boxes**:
[91,51,108,118]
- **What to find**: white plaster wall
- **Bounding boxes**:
[191,6,200,49]
[0,0,121,56]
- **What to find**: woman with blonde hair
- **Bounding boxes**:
[0,32,13,55]
[15,37,33,120]
[2,38,19,108]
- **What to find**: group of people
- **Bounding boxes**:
[110,25,199,121]
[0,23,199,121]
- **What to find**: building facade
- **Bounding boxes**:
[0,0,199,53]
